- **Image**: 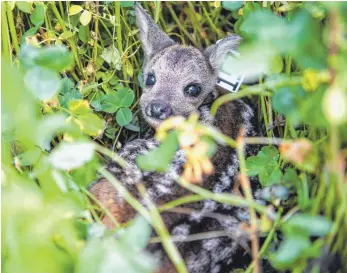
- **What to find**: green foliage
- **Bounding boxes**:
[136,132,179,172]
[270,214,332,270]
[222,1,243,11]
[246,146,282,186]
[76,217,155,273]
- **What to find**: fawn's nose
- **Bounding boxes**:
[146,100,172,119]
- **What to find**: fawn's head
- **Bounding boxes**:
[135,3,241,128]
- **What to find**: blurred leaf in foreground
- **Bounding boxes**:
[76,216,156,273]
[137,132,178,172]
[49,142,95,170]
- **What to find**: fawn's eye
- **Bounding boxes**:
[184,84,201,97]
[145,73,156,86]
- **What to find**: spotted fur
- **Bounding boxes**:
[89,3,263,273]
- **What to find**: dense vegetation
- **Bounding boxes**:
[1,1,346,273]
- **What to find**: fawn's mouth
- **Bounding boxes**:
[144,116,165,129]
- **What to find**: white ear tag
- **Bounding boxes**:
[216,40,244,93]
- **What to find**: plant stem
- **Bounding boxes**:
[49,2,85,78]
[237,135,260,273]
[81,187,120,228]
[137,183,189,273]
[174,175,271,217]
[5,2,20,56]
[211,90,271,116]
[58,1,64,15]
[1,2,11,60]
[98,168,150,221]
[166,2,199,47]
[114,1,127,82]
[245,209,282,273]
[94,143,128,168]
[154,1,160,23]
[200,1,221,39]
[261,95,270,137]
[92,1,99,64]
[158,195,206,212]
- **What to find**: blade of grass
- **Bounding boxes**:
[137,183,188,273]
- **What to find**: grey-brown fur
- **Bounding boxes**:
[89,3,262,273]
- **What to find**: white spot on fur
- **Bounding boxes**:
[186,250,210,273]
[190,199,218,222]
[203,238,221,251]
[172,223,190,239]
[155,183,172,195]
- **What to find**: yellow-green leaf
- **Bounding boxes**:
[69,5,83,15]
[68,99,90,115]
[10,2,16,11]
[124,59,134,78]
[59,31,74,40]
[16,1,32,13]
[80,10,92,26]
[75,113,104,137]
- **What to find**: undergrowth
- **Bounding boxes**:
[1,1,347,273]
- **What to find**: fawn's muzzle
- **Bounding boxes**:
[146,100,172,120]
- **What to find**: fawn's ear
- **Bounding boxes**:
[204,35,242,70]
[134,3,176,59]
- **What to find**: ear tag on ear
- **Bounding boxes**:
[216,40,244,93]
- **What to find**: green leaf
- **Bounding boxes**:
[100,94,121,113]
[19,45,40,69]
[24,66,61,101]
[61,77,75,93]
[80,10,92,26]
[69,5,83,15]
[90,99,103,112]
[117,216,151,252]
[58,31,74,40]
[273,86,328,128]
[282,168,300,187]
[16,1,32,13]
[81,82,98,95]
[109,76,119,86]
[101,46,122,70]
[16,147,42,166]
[259,168,283,186]
[222,1,243,11]
[75,113,105,137]
[125,123,140,132]
[20,45,74,71]
[116,108,133,126]
[124,60,134,77]
[246,146,282,186]
[36,114,72,150]
[284,214,333,236]
[58,78,82,107]
[272,87,298,117]
[76,235,156,273]
[136,131,178,172]
[117,88,135,107]
[270,234,311,270]
[246,146,279,175]
[49,141,95,170]
[68,100,90,115]
[78,25,91,43]
[120,1,135,8]
[34,47,74,71]
[241,10,287,45]
[30,4,45,25]
[270,55,284,74]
